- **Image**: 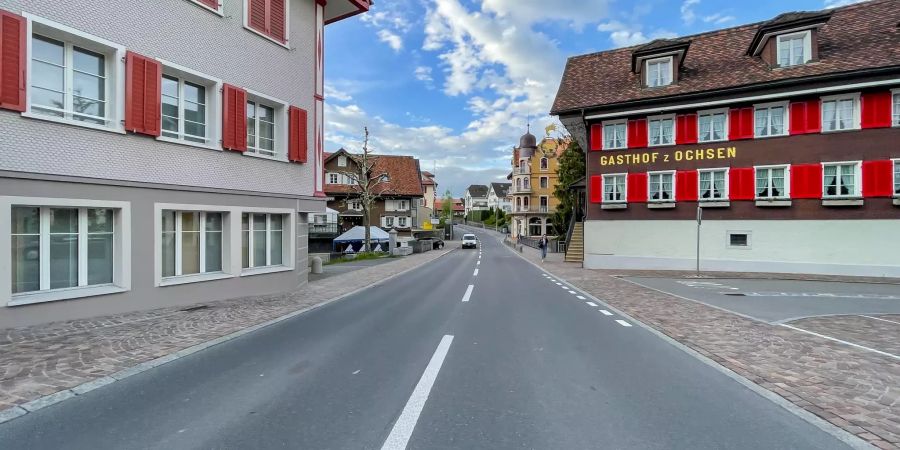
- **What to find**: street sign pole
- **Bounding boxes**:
[696,206,702,274]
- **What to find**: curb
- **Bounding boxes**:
[0,248,456,426]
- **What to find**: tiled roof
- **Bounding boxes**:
[551,0,900,114]
[324,150,424,196]
[434,200,464,212]
[466,184,489,197]
[490,182,511,197]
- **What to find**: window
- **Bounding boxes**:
[648,115,674,146]
[161,211,223,278]
[398,217,408,228]
[539,196,549,213]
[241,213,284,269]
[191,0,223,14]
[348,200,362,210]
[161,75,208,144]
[338,156,347,167]
[327,173,339,184]
[603,174,627,203]
[699,169,728,200]
[380,174,390,182]
[822,162,860,198]
[540,158,548,170]
[247,100,276,156]
[892,91,899,126]
[603,120,627,149]
[244,0,289,46]
[821,94,859,132]
[728,232,750,248]
[698,109,727,142]
[754,103,787,137]
[648,172,674,202]
[384,216,394,228]
[645,56,672,87]
[755,166,789,199]
[398,200,408,210]
[540,177,549,189]
[894,160,900,196]
[776,31,811,67]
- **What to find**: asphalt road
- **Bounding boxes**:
[0,228,856,449]
[625,277,900,323]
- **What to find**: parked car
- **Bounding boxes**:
[432,238,444,249]
[462,234,478,249]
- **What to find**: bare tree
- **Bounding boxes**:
[337,127,395,252]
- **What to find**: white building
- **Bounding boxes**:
[463,185,489,216]
[487,182,512,213]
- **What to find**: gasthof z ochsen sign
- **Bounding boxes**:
[599,146,738,167]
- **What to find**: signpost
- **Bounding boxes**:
[696,206,702,274]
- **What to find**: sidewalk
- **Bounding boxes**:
[0,247,454,418]
[491,229,899,449]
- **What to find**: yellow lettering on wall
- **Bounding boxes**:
[727,147,736,158]
[596,147,738,168]
[652,153,659,163]
[716,147,725,159]
[675,151,683,161]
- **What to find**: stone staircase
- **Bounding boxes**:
[564,222,584,263]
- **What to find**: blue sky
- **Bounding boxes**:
[324,0,863,197]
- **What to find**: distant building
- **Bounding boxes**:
[435,198,465,218]
[421,171,438,211]
[487,182,512,213]
[508,129,567,237]
[464,185,490,216]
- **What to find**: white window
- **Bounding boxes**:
[241,213,285,268]
[161,211,223,278]
[821,94,859,132]
[384,216,394,228]
[247,101,276,156]
[894,160,900,196]
[338,155,347,167]
[645,56,672,87]
[398,217,408,228]
[728,232,751,248]
[754,102,788,137]
[648,114,674,146]
[26,15,125,132]
[698,169,728,200]
[822,162,861,198]
[398,200,408,211]
[348,200,362,210]
[602,174,627,203]
[603,120,627,150]
[5,198,130,306]
[327,173,339,184]
[191,0,223,15]
[158,61,221,148]
[648,172,675,202]
[776,31,811,68]
[892,91,899,127]
[755,166,789,199]
[698,109,727,142]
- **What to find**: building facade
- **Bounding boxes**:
[421,171,437,211]
[463,185,489,216]
[0,0,370,328]
[508,131,565,238]
[487,182,512,213]
[552,0,900,276]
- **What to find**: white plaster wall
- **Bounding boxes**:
[584,219,900,277]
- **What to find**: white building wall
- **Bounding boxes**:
[584,219,900,277]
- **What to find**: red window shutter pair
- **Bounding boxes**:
[589,124,603,151]
[728,108,754,140]
[861,160,894,197]
[627,173,648,203]
[728,167,755,200]
[589,176,602,204]
[789,100,821,135]
[124,51,162,136]
[675,170,698,201]
[790,164,823,199]
[0,10,27,112]
[248,0,287,43]
[288,106,309,164]
[675,114,697,144]
[627,119,647,149]
[222,84,248,152]
[860,91,892,129]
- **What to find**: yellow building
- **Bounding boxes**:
[508,128,568,237]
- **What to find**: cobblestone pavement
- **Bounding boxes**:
[468,227,900,449]
[0,248,454,414]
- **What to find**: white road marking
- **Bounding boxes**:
[381,335,455,450]
[860,315,900,326]
[555,282,563,286]
[461,285,474,302]
[586,301,598,307]
[599,310,613,316]
[616,320,632,327]
[576,295,586,300]
[473,269,479,276]
[476,261,480,265]
[781,324,900,360]
[568,290,577,294]
[352,370,361,375]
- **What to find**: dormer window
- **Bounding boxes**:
[777,31,811,67]
[645,57,672,87]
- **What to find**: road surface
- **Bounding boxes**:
[0,227,856,449]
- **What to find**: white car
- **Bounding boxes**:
[462,234,478,249]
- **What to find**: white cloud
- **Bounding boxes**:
[702,13,735,25]
[824,0,867,7]
[597,21,677,48]
[377,29,403,52]
[361,1,414,52]
[324,83,352,102]
[681,0,700,25]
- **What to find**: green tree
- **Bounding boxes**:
[441,189,453,220]
[552,139,586,230]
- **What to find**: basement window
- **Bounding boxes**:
[728,232,750,248]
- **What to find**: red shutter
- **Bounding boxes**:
[789,100,821,135]
[0,10,26,112]
[589,175,602,204]
[627,119,647,149]
[675,170,698,201]
[728,107,754,140]
[248,0,267,33]
[288,106,308,163]
[196,0,219,9]
[627,173,648,203]
[675,114,697,144]
[728,167,755,200]
[269,0,287,43]
[862,160,893,197]
[790,164,823,199]
[589,124,603,151]
[124,51,162,136]
[222,84,248,152]
[861,91,892,129]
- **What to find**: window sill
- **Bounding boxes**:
[755,199,792,207]
[244,25,290,49]
[602,147,627,151]
[697,139,728,144]
[159,272,233,287]
[240,265,294,277]
[894,198,900,206]
[647,202,676,209]
[190,0,224,16]
[601,203,627,210]
[156,135,220,151]
[244,151,289,163]
[699,201,730,208]
[821,128,860,134]
[8,284,128,307]
[647,143,674,148]
[753,133,789,139]
[822,198,864,206]
[21,111,125,135]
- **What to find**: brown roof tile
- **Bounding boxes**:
[324,151,424,197]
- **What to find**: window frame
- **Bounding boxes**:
[539,176,549,189]
[697,108,729,143]
[327,172,339,184]
[891,88,899,128]
[602,119,628,150]
[647,113,676,147]
[241,211,291,274]
[160,210,226,281]
[602,173,627,204]
[775,30,812,68]
[645,56,673,88]
[753,101,789,138]
[2,197,131,306]
[697,168,730,201]
[821,161,862,199]
[245,89,289,161]
[727,231,752,249]
[23,13,126,134]
[540,157,549,171]
[243,0,291,49]
[190,0,224,15]
[338,155,348,167]
[157,59,223,150]
[754,164,791,200]
[647,170,676,203]
[820,93,860,133]
[893,159,900,198]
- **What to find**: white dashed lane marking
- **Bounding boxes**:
[568,290,577,294]
[461,285,474,302]
[599,310,613,316]
[576,296,586,300]
[585,301,598,307]
[473,269,479,276]
[616,320,632,327]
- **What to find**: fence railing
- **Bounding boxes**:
[309,223,340,237]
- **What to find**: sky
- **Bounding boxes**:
[323,0,866,197]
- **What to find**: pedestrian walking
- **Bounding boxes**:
[539,234,548,262]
